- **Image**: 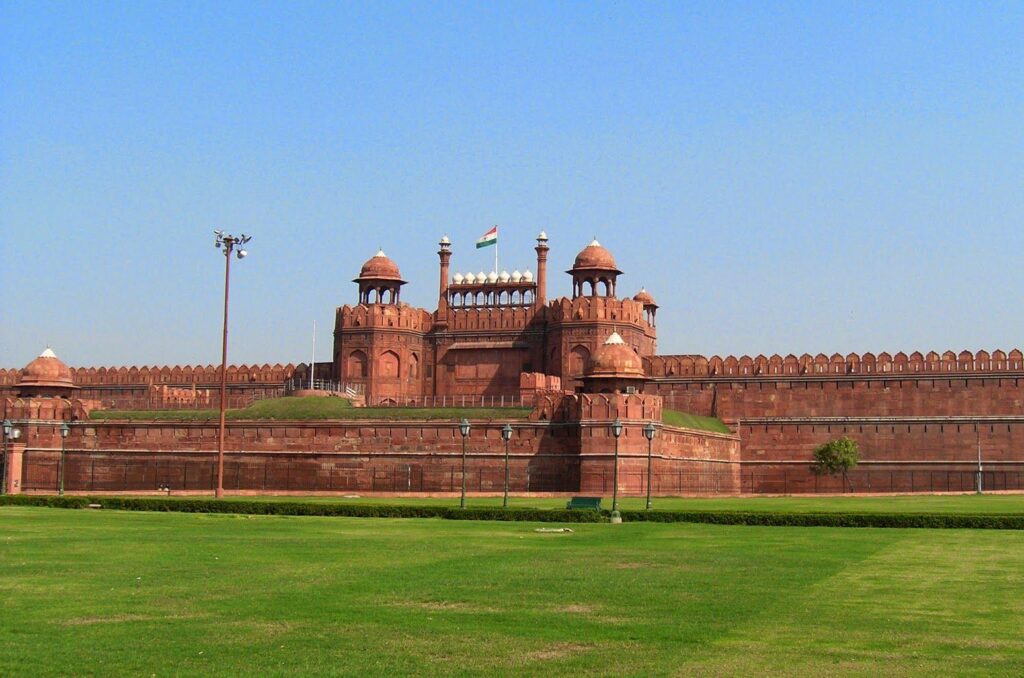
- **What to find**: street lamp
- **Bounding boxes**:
[58,422,70,496]
[459,418,471,509]
[213,230,251,499]
[610,419,623,512]
[2,420,21,495]
[643,422,657,510]
[501,423,513,509]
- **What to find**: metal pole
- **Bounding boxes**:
[977,429,983,494]
[612,434,620,512]
[216,241,232,499]
[645,435,653,510]
[311,319,316,390]
[503,437,510,509]
[460,435,467,509]
[58,431,66,496]
[1,434,6,496]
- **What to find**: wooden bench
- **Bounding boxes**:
[566,496,602,511]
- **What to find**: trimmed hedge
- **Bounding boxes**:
[618,510,1024,530]
[1,495,1023,529]
[0,495,605,523]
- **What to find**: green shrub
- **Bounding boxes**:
[3,495,1021,529]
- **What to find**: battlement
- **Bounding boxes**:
[336,303,433,333]
[0,363,299,387]
[445,305,542,332]
[647,349,1024,378]
[546,295,650,327]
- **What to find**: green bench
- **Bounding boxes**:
[566,496,603,511]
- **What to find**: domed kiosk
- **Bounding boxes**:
[17,348,79,398]
[568,239,622,298]
[354,250,406,305]
[632,287,658,326]
[582,332,647,394]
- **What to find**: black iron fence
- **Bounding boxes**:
[743,468,1024,494]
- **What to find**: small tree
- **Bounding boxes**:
[810,436,860,491]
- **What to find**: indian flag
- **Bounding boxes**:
[475,226,498,249]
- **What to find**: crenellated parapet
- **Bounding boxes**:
[335,303,433,333]
[546,295,649,327]
[29,363,301,386]
[646,349,1024,378]
[445,305,541,332]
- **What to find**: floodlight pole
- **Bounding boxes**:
[213,231,250,499]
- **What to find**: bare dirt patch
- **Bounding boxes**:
[526,642,592,661]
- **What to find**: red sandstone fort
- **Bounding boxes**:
[3,234,1023,496]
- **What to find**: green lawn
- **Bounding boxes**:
[89,396,532,421]
[661,409,731,433]
[2,507,1023,676]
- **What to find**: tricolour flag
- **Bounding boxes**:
[475,226,498,249]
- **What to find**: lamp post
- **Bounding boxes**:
[976,429,983,495]
[610,419,623,512]
[643,421,657,510]
[459,418,471,508]
[2,420,21,495]
[213,230,251,499]
[58,422,70,496]
[501,423,513,509]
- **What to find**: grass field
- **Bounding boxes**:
[89,396,532,421]
[2,506,1023,676]
[87,398,730,433]
[661,409,732,433]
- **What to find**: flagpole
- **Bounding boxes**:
[494,226,499,273]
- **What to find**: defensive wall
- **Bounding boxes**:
[3,393,740,496]
[644,349,1024,492]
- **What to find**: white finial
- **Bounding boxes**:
[39,347,58,358]
[374,249,387,257]
[537,230,548,241]
[439,235,450,245]
[604,332,625,345]
[588,238,601,247]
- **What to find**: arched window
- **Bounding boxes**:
[380,350,400,378]
[348,350,368,379]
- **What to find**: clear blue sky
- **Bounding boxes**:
[2,2,1023,368]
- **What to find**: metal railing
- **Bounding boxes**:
[371,394,527,408]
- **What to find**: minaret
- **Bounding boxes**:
[436,235,452,326]
[535,230,549,309]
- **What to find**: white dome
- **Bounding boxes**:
[464,272,476,284]
[439,235,450,245]
[487,271,498,283]
[499,270,510,283]
[511,270,522,282]
[522,269,534,282]
[452,273,464,284]
[537,230,548,241]
[476,271,486,282]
